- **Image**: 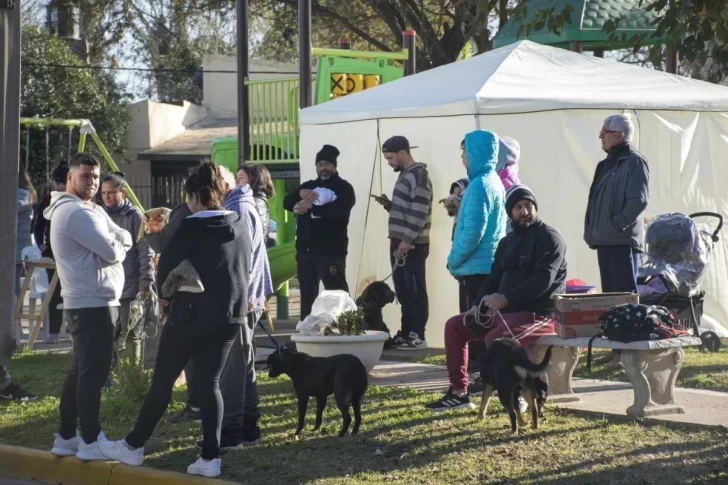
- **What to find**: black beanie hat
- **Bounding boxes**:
[505,184,538,218]
[316,144,340,166]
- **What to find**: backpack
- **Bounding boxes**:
[586,303,688,368]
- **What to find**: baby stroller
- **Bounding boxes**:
[637,212,724,351]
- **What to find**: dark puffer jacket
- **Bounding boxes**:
[104,198,155,299]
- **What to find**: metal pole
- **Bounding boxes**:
[236,0,250,168]
[298,0,312,108]
[402,30,417,76]
[0,0,22,382]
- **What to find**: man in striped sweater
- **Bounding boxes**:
[375,136,433,350]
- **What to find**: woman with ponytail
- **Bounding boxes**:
[100,160,252,478]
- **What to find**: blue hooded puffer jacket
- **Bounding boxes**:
[447,130,507,277]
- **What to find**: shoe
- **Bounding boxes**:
[240,422,262,445]
[424,388,476,411]
[187,457,222,478]
[467,375,484,397]
[102,377,114,389]
[170,405,202,424]
[45,334,60,344]
[196,428,244,452]
[391,331,407,346]
[0,383,38,402]
[397,332,427,351]
[518,396,528,414]
[76,432,108,461]
[99,438,144,466]
[51,433,81,457]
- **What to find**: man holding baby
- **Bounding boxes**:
[284,144,356,320]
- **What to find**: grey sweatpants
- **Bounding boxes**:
[219,310,262,427]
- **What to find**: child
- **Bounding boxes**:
[440,178,469,240]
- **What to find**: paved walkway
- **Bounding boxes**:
[369,360,728,427]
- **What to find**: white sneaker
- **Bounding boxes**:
[397,332,427,351]
[187,457,222,478]
[51,433,81,456]
[75,432,108,461]
[518,396,528,414]
[99,438,144,466]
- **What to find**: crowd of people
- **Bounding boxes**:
[1,113,649,477]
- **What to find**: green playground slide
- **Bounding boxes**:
[268,240,297,290]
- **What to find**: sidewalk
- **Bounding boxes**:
[369,360,728,427]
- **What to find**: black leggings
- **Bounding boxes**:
[125,322,239,459]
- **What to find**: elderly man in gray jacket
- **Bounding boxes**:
[584,114,650,293]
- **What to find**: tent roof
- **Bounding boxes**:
[299,40,728,125]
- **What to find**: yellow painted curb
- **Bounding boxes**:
[0,444,238,485]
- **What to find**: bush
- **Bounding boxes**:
[326,309,369,336]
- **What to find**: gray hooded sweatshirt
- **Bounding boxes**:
[44,191,132,309]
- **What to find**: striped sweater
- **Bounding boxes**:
[388,162,433,244]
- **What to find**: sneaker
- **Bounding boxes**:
[196,428,244,453]
[76,432,108,461]
[467,375,484,397]
[99,438,144,466]
[187,457,222,478]
[240,423,262,445]
[102,377,114,390]
[391,331,407,346]
[0,382,38,402]
[424,389,476,412]
[397,332,427,351]
[51,433,81,457]
[45,334,60,344]
[170,405,202,424]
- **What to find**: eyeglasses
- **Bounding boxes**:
[599,130,620,137]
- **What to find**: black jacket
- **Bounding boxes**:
[584,143,650,250]
[157,210,252,325]
[283,173,355,256]
[476,219,567,315]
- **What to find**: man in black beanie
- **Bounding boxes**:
[425,184,568,412]
[284,144,356,320]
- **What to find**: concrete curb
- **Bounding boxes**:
[0,444,239,485]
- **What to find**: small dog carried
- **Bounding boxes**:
[478,338,552,434]
[267,347,368,437]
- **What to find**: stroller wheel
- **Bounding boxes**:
[699,331,721,353]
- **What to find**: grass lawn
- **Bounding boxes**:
[2,352,728,484]
[386,340,728,393]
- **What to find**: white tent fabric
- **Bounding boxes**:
[299,42,728,348]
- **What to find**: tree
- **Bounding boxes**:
[20,26,131,187]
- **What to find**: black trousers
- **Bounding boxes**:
[596,245,640,293]
[125,321,239,460]
[297,252,349,321]
[390,241,429,340]
[59,306,117,444]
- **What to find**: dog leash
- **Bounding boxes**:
[256,318,282,349]
[380,250,407,283]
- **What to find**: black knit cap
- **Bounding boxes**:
[505,184,538,218]
[316,144,340,166]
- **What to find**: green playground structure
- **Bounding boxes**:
[211,43,411,319]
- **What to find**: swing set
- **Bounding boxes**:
[19,117,143,210]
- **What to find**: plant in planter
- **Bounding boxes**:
[325,309,369,336]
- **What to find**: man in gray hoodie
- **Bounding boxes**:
[44,153,132,461]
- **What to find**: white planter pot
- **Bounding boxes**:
[290,330,389,373]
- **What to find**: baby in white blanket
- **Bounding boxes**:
[310,187,337,218]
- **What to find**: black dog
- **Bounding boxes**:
[477,338,552,434]
[267,347,368,437]
[356,281,396,347]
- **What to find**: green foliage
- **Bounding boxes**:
[20,26,131,188]
[111,357,152,402]
[326,309,369,336]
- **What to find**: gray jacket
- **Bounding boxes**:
[17,188,33,259]
[584,143,650,250]
[105,199,155,299]
[44,192,132,309]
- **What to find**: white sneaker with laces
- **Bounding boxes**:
[397,331,427,351]
[75,432,109,461]
[51,433,81,456]
[187,457,222,477]
[99,438,144,466]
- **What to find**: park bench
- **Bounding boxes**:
[526,335,703,418]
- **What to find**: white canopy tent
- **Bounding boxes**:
[298,40,728,348]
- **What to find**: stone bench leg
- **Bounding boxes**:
[528,344,581,403]
[621,348,686,417]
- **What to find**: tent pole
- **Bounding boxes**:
[236,0,250,167]
[299,0,312,108]
[403,30,417,76]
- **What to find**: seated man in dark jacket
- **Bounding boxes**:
[425,185,567,412]
[283,144,356,320]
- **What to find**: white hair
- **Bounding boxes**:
[218,164,236,190]
[604,114,634,143]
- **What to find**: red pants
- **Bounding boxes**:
[444,311,556,393]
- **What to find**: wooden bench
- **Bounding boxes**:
[526,335,702,418]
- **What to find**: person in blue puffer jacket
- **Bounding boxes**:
[448,129,507,313]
